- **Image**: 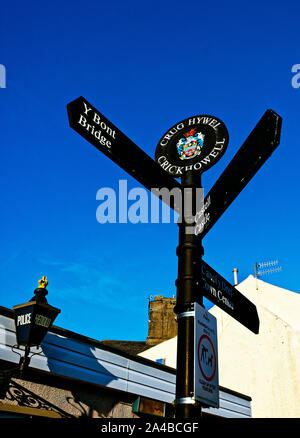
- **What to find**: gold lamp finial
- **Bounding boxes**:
[38,276,48,289]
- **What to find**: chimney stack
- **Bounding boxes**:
[232,268,239,286]
[146,296,177,345]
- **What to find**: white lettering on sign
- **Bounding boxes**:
[217,290,234,310]
[160,124,184,146]
[78,114,112,149]
[77,101,117,150]
[188,116,220,130]
[156,139,226,176]
[202,277,234,311]
[35,314,51,328]
[17,313,31,326]
[194,196,211,236]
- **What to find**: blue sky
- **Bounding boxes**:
[0,0,299,342]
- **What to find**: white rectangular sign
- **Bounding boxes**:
[194,302,219,408]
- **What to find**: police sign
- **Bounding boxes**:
[13,301,60,347]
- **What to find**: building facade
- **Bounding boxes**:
[139,276,300,418]
[0,305,251,418]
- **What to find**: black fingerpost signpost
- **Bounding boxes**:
[67,97,282,419]
[155,115,229,418]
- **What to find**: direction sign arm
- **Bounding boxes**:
[67,96,183,213]
[198,110,282,239]
[198,260,260,334]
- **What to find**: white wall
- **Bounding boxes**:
[139,276,300,418]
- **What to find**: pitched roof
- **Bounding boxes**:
[100,340,151,356]
[220,275,300,331]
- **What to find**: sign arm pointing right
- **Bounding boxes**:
[197,109,282,239]
[198,260,260,334]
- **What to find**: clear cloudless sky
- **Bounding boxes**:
[0,0,299,341]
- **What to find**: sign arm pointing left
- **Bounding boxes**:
[67,96,183,213]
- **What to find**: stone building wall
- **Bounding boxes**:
[146,296,176,345]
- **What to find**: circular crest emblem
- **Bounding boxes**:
[155,115,229,177]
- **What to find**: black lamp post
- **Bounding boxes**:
[12,276,60,373]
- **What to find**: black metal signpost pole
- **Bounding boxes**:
[174,171,203,418]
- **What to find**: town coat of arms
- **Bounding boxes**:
[177,128,205,160]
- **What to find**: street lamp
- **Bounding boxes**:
[12,276,61,373]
